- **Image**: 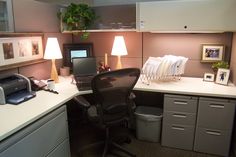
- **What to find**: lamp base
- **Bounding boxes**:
[116,55,122,69]
[51,59,59,83]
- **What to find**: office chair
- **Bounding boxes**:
[74,68,140,157]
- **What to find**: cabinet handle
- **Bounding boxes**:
[174,100,187,105]
[205,130,221,136]
[172,113,187,118]
[209,103,224,109]
[171,125,185,131]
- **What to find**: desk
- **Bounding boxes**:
[0,76,236,156]
[1,76,236,141]
[134,77,236,98]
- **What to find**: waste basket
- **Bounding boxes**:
[135,106,163,142]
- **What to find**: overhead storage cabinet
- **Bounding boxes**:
[136,0,236,32]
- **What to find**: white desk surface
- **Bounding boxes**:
[134,77,236,99]
[0,76,236,142]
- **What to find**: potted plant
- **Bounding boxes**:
[58,3,96,40]
[212,61,229,73]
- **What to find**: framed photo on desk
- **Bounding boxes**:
[215,68,230,85]
[203,73,214,82]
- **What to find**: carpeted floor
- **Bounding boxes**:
[69,120,221,157]
[67,101,224,157]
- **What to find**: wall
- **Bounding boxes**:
[74,32,232,78]
[230,33,236,157]
[230,33,236,85]
[143,33,232,77]
[73,32,143,69]
[0,0,72,79]
[0,0,235,81]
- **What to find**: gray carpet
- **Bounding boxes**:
[70,127,221,157]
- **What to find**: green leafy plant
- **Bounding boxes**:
[58,3,96,40]
[212,61,229,70]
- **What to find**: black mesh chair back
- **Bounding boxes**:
[91,68,140,125]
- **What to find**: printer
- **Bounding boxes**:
[0,74,36,105]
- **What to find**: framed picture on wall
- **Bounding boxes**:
[215,68,230,85]
[201,44,225,62]
[0,33,44,71]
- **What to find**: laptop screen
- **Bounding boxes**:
[72,57,97,76]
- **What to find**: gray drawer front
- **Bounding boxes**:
[46,139,71,157]
[163,111,196,125]
[194,127,231,157]
[161,123,195,150]
[197,98,235,130]
[164,94,198,113]
[0,106,68,157]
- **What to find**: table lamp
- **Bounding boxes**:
[44,37,62,83]
[111,36,128,69]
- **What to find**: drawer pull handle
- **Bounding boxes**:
[172,126,185,131]
[206,130,221,136]
[174,101,187,105]
[209,104,224,109]
[173,113,187,118]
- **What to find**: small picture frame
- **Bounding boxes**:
[203,73,215,82]
[201,44,224,62]
[215,68,230,85]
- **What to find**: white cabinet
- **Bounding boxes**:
[0,0,14,32]
[136,0,236,32]
[0,106,71,157]
[194,97,236,156]
[162,95,236,156]
[162,94,198,150]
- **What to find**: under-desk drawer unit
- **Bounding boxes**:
[163,111,196,125]
[0,106,70,157]
[197,97,236,130]
[162,123,195,150]
[46,139,70,157]
[164,94,198,113]
[194,127,232,156]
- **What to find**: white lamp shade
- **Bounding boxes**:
[111,36,128,56]
[44,37,62,59]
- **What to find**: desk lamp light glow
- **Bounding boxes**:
[44,37,62,83]
[111,36,128,69]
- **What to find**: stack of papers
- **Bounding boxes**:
[142,55,188,81]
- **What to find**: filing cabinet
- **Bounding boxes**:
[0,105,71,157]
[161,94,198,150]
[194,97,236,156]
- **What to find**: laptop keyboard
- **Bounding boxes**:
[74,75,94,91]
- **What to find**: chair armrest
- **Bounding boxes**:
[129,92,136,100]
[73,95,91,108]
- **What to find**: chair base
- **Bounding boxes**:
[102,127,136,157]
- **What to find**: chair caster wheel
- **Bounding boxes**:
[125,137,131,144]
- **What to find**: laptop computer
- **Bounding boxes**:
[72,57,97,91]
